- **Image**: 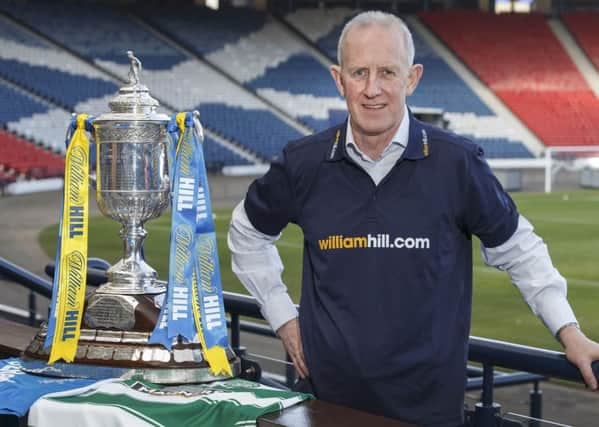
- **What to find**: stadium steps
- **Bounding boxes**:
[562,11,599,75]
[0,73,72,154]
[0,10,118,152]
[273,12,336,67]
[0,9,261,167]
[551,17,599,98]
[408,15,543,156]
[133,11,313,137]
[283,7,356,63]
[138,5,347,135]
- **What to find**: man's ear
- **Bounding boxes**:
[330,65,345,98]
[406,63,423,96]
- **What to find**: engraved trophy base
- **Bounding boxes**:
[21,292,240,384]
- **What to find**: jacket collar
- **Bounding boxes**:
[325,108,430,162]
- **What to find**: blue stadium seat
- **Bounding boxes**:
[0,58,117,110]
[199,104,303,160]
[0,0,186,70]
[0,82,48,125]
[248,53,339,98]
[472,138,534,159]
[143,5,266,56]
[202,135,251,169]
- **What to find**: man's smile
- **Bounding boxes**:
[362,103,386,109]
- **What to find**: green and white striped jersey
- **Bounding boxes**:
[28,378,312,427]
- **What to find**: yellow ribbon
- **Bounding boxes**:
[175,112,187,154]
[49,114,89,363]
[192,270,232,376]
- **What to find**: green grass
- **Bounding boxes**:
[39,190,599,351]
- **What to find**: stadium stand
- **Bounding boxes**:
[420,10,599,147]
[561,11,599,73]
[0,130,64,180]
[144,4,345,132]
[284,7,356,61]
[0,1,298,163]
[0,1,537,164]
[0,17,96,153]
[409,20,532,158]
[0,81,47,125]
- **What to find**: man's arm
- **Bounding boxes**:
[227,201,309,378]
[481,214,599,389]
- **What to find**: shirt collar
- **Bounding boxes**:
[345,106,409,161]
[326,107,431,162]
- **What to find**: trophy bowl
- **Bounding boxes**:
[94,121,170,295]
[92,51,171,296]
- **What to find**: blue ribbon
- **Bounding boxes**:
[150,113,200,348]
[193,114,228,349]
[150,113,229,356]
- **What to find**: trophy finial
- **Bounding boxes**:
[127,50,142,86]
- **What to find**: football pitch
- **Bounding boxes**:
[39,190,599,351]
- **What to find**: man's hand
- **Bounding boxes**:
[559,324,599,390]
[277,318,309,379]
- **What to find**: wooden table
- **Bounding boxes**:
[259,399,416,427]
[0,318,413,426]
[0,317,37,357]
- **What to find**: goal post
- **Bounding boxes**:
[543,146,599,193]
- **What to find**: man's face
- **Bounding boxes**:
[330,23,423,143]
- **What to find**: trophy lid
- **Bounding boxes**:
[95,51,169,122]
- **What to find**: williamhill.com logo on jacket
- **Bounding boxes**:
[318,234,430,250]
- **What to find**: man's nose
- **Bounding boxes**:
[364,74,382,97]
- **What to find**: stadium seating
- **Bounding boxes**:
[561,11,599,73]
[145,5,347,132]
[285,7,356,61]
[0,17,103,152]
[0,82,48,125]
[199,104,303,160]
[0,130,64,179]
[408,23,532,158]
[0,58,117,111]
[0,1,539,164]
[420,10,599,147]
[141,4,266,56]
[0,1,281,164]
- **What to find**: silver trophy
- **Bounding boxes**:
[93,50,169,296]
[22,52,239,383]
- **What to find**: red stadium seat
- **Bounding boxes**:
[0,130,65,179]
[562,12,599,74]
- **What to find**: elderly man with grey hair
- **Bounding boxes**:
[228,10,599,426]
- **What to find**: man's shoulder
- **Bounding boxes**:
[283,123,344,161]
[421,121,482,157]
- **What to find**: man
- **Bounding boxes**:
[228,11,599,426]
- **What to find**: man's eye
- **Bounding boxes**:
[382,69,396,77]
[352,69,367,78]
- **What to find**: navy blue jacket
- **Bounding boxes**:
[244,113,519,426]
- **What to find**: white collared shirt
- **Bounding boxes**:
[345,108,409,185]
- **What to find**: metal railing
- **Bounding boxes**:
[1,256,598,427]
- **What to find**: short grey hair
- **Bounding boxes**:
[337,11,415,71]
